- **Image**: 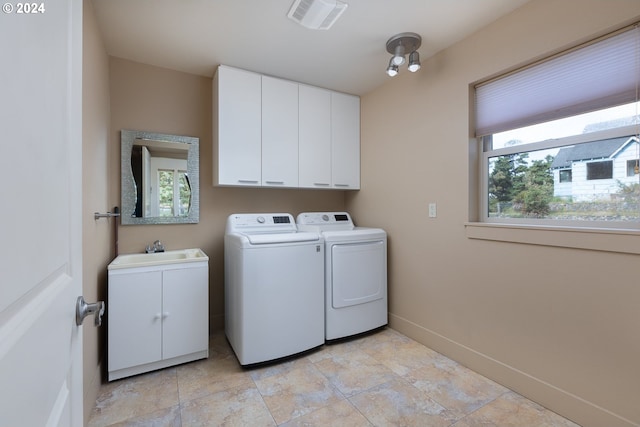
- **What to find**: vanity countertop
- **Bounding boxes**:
[108,248,208,270]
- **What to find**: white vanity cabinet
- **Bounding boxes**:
[213,65,360,190]
[107,254,209,381]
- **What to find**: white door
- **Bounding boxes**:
[331,92,360,189]
[214,65,262,186]
[299,85,332,188]
[331,241,386,308]
[108,270,163,373]
[142,145,151,217]
[162,266,209,360]
[0,0,84,426]
[262,76,299,187]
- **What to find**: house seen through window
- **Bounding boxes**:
[484,105,640,223]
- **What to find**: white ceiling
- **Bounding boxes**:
[92,0,530,96]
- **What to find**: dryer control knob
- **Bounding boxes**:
[322,214,329,221]
[257,216,265,224]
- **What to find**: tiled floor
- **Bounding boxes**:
[88,328,580,426]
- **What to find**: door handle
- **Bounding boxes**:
[75,296,105,327]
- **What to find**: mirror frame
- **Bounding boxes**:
[121,129,199,225]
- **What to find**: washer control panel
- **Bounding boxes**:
[226,213,296,234]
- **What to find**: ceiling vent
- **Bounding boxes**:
[287,0,348,30]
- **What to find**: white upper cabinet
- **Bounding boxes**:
[213,66,262,186]
[299,85,332,188]
[213,65,360,190]
[331,92,360,189]
[262,76,299,187]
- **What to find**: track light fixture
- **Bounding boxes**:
[385,32,421,76]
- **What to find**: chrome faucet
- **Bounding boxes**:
[145,240,165,253]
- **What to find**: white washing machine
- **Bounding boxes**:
[224,213,325,366]
[297,212,387,340]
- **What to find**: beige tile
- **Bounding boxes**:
[313,350,397,397]
[176,354,254,402]
[362,333,443,376]
[108,405,181,427]
[249,357,313,382]
[305,343,336,364]
[207,330,235,359]
[454,391,582,427]
[252,359,344,424]
[349,377,458,427]
[180,384,275,426]
[89,329,583,427]
[405,356,508,418]
[279,399,373,427]
[88,369,179,427]
[356,327,415,348]
[306,329,398,363]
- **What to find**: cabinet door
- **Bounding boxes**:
[331,92,360,189]
[214,66,262,186]
[108,270,163,371]
[299,85,332,188]
[162,266,209,360]
[262,76,299,187]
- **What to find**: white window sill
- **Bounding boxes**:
[465,222,640,254]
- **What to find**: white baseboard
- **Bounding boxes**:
[83,361,102,426]
[389,313,636,427]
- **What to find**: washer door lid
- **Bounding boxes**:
[246,232,319,244]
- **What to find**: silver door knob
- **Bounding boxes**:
[76,296,105,327]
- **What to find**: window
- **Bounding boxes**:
[475,24,640,228]
[157,169,191,217]
[158,170,175,216]
[627,159,639,177]
[586,161,613,180]
[559,169,572,183]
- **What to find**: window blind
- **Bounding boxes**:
[475,25,639,137]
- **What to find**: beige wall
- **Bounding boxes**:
[347,1,640,426]
[108,57,346,332]
[82,0,112,423]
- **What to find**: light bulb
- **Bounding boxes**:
[392,44,405,66]
[408,51,421,72]
[386,59,399,76]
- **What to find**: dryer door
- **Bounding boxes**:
[331,240,386,308]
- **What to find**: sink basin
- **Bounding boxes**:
[108,248,208,269]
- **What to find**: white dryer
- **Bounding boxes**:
[297,212,387,340]
[225,213,325,365]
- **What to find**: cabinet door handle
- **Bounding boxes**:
[334,183,350,187]
[154,313,162,321]
[265,181,284,185]
[163,312,170,319]
[313,183,330,186]
[237,179,259,184]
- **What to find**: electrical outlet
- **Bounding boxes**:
[428,203,437,218]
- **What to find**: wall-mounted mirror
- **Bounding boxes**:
[121,130,199,225]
